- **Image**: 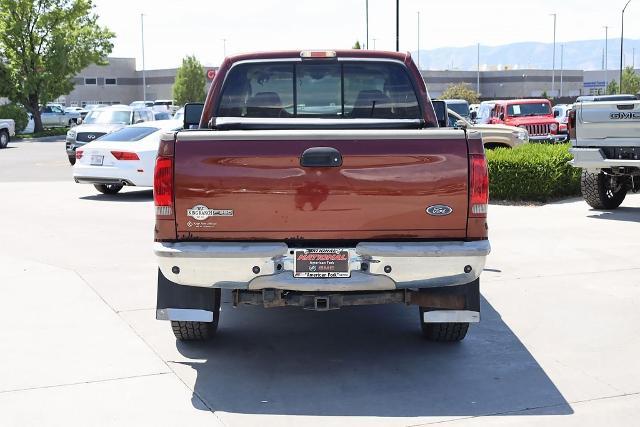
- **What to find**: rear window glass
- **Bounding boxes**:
[97,127,159,142]
[448,102,470,117]
[217,61,420,119]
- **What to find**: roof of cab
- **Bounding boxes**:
[224,50,411,64]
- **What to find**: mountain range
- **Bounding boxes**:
[413,38,640,71]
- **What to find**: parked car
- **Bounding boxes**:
[21,113,35,134]
[0,118,15,148]
[40,104,82,128]
[475,100,498,124]
[443,99,470,120]
[154,50,490,344]
[552,104,572,135]
[65,105,155,165]
[84,104,103,111]
[130,100,154,108]
[569,99,640,209]
[489,99,566,143]
[153,99,178,114]
[154,111,172,120]
[65,106,89,118]
[73,120,182,194]
[172,107,184,122]
[448,108,528,148]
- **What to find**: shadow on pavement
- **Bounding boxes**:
[80,189,153,202]
[588,207,640,223]
[174,296,572,418]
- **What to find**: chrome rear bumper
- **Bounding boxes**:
[570,147,640,169]
[154,240,490,291]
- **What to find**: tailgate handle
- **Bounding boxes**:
[300,147,342,167]
[617,104,634,110]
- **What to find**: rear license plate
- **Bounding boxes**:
[90,155,103,166]
[294,249,350,278]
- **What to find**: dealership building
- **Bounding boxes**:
[40,56,640,107]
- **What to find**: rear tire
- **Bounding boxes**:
[581,170,627,210]
[419,307,469,342]
[94,183,123,194]
[171,289,221,341]
[0,130,9,148]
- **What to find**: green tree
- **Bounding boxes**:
[352,41,361,49]
[172,55,206,106]
[606,79,619,95]
[0,103,29,132]
[439,83,480,104]
[0,0,114,132]
[620,66,640,95]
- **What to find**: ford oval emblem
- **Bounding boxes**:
[426,205,453,216]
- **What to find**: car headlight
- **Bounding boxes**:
[518,124,527,129]
[514,130,528,141]
[66,129,76,139]
[549,123,558,132]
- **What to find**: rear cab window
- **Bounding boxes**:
[217,61,421,120]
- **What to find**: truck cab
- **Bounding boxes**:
[490,99,565,143]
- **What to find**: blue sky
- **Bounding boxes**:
[92,0,640,69]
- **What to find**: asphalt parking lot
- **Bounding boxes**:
[1,138,640,426]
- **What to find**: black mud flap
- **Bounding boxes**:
[416,279,480,323]
[156,269,220,322]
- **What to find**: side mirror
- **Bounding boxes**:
[553,110,560,118]
[183,103,205,129]
[431,100,448,127]
[470,111,477,120]
[76,118,83,125]
[499,112,505,121]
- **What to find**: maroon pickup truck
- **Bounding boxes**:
[153,50,490,343]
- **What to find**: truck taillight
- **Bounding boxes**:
[154,156,173,216]
[469,154,488,217]
[111,151,139,160]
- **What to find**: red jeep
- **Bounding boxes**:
[489,99,566,143]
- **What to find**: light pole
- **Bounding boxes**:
[141,14,146,103]
[372,38,377,49]
[366,0,369,49]
[416,11,420,69]
[620,0,632,93]
[560,44,564,97]
[550,13,557,97]
[603,26,609,93]
[477,43,480,95]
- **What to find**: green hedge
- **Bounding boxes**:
[486,143,581,202]
[0,103,29,132]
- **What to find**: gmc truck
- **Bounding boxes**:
[570,99,640,209]
[154,50,490,343]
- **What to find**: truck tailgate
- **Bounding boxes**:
[577,101,640,147]
[173,129,469,240]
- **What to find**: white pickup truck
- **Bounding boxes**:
[0,118,15,149]
[570,99,640,209]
